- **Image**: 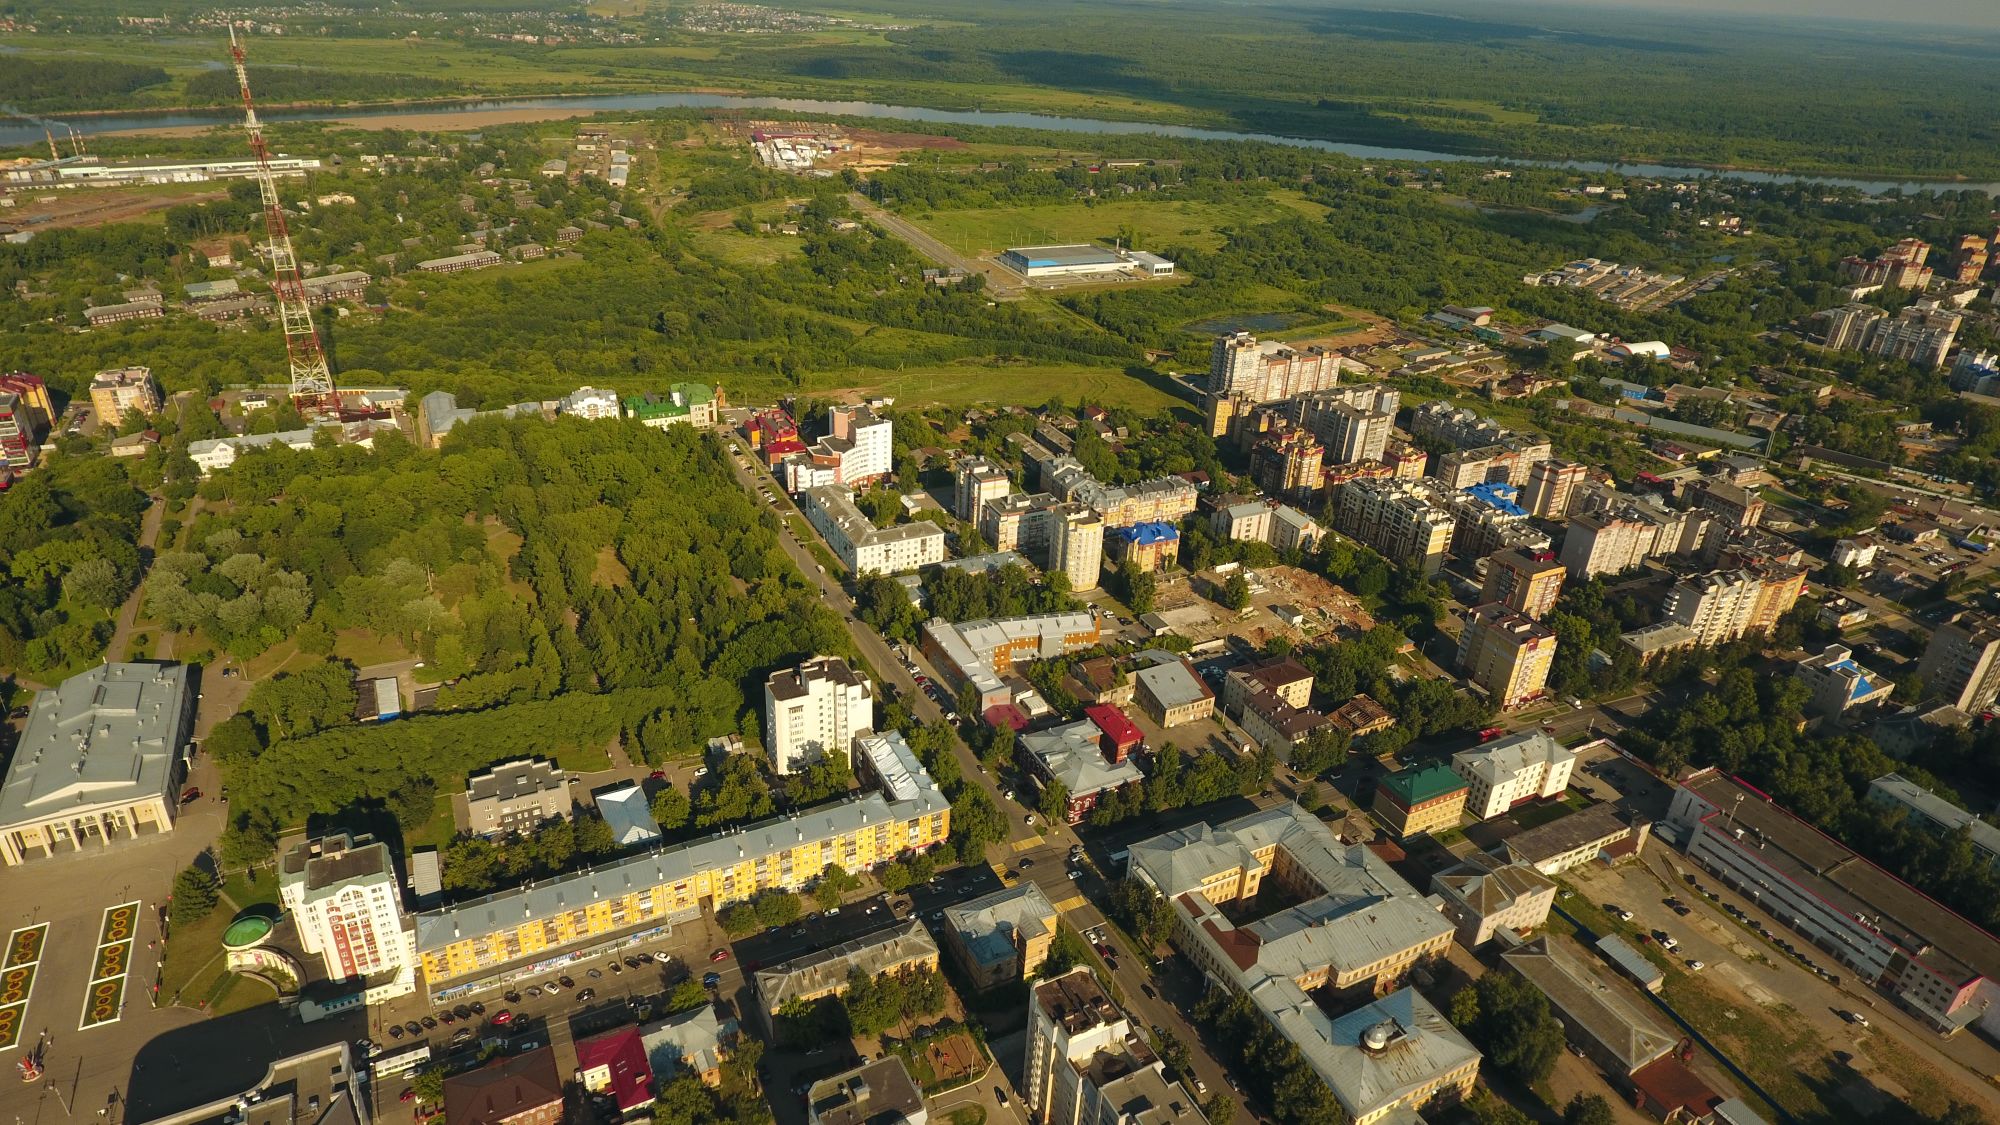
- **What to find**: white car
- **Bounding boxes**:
[1686,960,1705,971]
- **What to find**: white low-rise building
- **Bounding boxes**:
[799,485,945,576]
[556,385,622,420]
[1450,731,1575,819]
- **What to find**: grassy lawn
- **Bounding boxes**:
[903,192,1324,258]
[1508,799,1578,832]
[402,794,460,852]
[691,226,806,266]
[159,906,235,1006]
[222,867,281,912]
[946,1109,987,1125]
[833,363,1186,414]
[331,629,413,669]
[1660,977,1833,1123]
[241,638,316,681]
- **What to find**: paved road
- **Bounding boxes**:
[1579,848,2000,1119]
[721,433,1251,1114]
[848,193,1024,299]
[721,438,1038,847]
[104,495,167,663]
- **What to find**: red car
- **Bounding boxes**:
[180,787,202,803]
[399,1089,415,1103]
[649,770,667,781]
[710,948,731,962]
[491,1010,513,1025]
[1478,728,1504,743]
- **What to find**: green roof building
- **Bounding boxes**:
[1373,763,1469,839]
[624,383,717,430]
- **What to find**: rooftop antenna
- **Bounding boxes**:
[228,22,340,421]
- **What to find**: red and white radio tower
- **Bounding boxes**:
[228,23,340,420]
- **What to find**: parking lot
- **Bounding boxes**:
[1566,845,2000,1121]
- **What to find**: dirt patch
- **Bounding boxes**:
[4,186,226,231]
[845,128,966,151]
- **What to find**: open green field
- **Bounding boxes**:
[823,363,1190,415]
[904,191,1327,257]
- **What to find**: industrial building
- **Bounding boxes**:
[1665,769,2000,1035]
[1500,936,1676,1077]
[998,244,1174,279]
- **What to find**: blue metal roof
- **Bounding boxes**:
[1114,521,1181,545]
[1462,481,1528,518]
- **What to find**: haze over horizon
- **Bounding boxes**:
[1558,0,2000,32]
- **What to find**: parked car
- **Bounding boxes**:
[492,1010,514,1025]
[1843,1011,1870,1027]
[179,787,201,803]
[1686,960,1706,971]
[703,971,722,988]
[388,1025,404,1039]
[576,988,596,1002]
[710,948,732,962]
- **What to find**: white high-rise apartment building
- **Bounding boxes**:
[1048,504,1104,592]
[1025,968,1207,1125]
[278,833,417,990]
[828,404,894,486]
[1522,459,1586,519]
[764,656,874,774]
[1332,478,1455,575]
[1661,570,1761,648]
[1209,332,1344,403]
[1558,509,1657,579]
[955,456,1012,521]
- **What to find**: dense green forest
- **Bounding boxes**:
[0,58,167,112]
[198,420,857,863]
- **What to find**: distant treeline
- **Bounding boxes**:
[0,59,166,112]
[181,67,462,106]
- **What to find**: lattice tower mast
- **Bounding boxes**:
[228,23,339,418]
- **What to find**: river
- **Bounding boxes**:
[6,90,1994,196]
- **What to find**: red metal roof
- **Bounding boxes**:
[1084,704,1142,748]
[1629,1056,1718,1118]
[574,1025,654,1112]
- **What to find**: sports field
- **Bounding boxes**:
[905,191,1327,258]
